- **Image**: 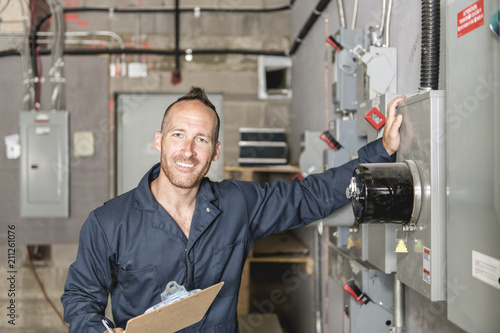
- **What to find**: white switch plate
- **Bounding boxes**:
[4,133,20,159]
[73,131,94,157]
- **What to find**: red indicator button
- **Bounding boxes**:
[365,107,386,130]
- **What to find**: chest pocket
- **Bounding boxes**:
[116,265,161,315]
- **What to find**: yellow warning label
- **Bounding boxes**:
[395,240,408,253]
[347,236,354,249]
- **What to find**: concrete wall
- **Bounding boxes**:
[0,0,467,332]
[0,3,292,332]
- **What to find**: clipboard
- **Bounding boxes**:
[125,282,224,333]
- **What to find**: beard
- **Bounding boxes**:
[160,153,212,189]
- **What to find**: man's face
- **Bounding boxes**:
[154,100,221,189]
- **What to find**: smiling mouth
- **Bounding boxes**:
[176,161,195,168]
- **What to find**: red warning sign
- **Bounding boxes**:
[457,0,484,38]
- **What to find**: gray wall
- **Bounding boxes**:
[0,4,293,332]
[290,0,447,162]
[0,56,110,333]
[0,0,466,331]
[290,1,460,333]
[0,56,110,245]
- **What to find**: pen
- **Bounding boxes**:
[102,318,114,333]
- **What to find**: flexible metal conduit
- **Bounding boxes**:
[419,0,440,90]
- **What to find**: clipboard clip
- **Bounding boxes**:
[161,281,187,301]
[145,281,201,314]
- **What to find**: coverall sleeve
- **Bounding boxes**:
[242,138,394,240]
[61,211,116,333]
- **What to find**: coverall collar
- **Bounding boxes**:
[132,163,221,249]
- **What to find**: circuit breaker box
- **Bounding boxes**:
[342,260,394,333]
[446,1,500,331]
[396,91,447,301]
[346,91,447,300]
[19,111,69,218]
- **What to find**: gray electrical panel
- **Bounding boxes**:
[396,91,447,301]
[334,28,363,112]
[446,1,500,331]
[19,111,69,218]
[342,260,394,333]
[364,224,398,274]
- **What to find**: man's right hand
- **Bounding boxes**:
[382,95,406,156]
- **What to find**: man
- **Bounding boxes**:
[61,87,405,332]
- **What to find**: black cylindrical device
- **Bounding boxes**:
[348,161,421,224]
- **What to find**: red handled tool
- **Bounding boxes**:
[343,279,370,305]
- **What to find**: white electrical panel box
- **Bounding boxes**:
[396,91,446,301]
[19,111,69,218]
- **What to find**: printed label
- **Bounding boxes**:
[472,250,500,289]
[457,0,484,37]
[423,247,431,284]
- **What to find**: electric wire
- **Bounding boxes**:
[384,0,393,47]
[378,0,387,38]
[58,1,295,14]
[25,47,288,57]
[351,0,359,29]
[37,38,114,49]
[46,0,66,111]
[337,0,346,28]
[25,246,69,330]
[18,0,35,110]
[22,1,295,100]
[174,0,181,81]
[324,12,330,132]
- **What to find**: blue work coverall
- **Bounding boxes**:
[61,139,393,332]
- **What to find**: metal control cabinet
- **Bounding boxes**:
[364,224,398,274]
[395,91,447,301]
[19,111,69,218]
[334,28,363,112]
[446,1,500,331]
[342,260,394,333]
